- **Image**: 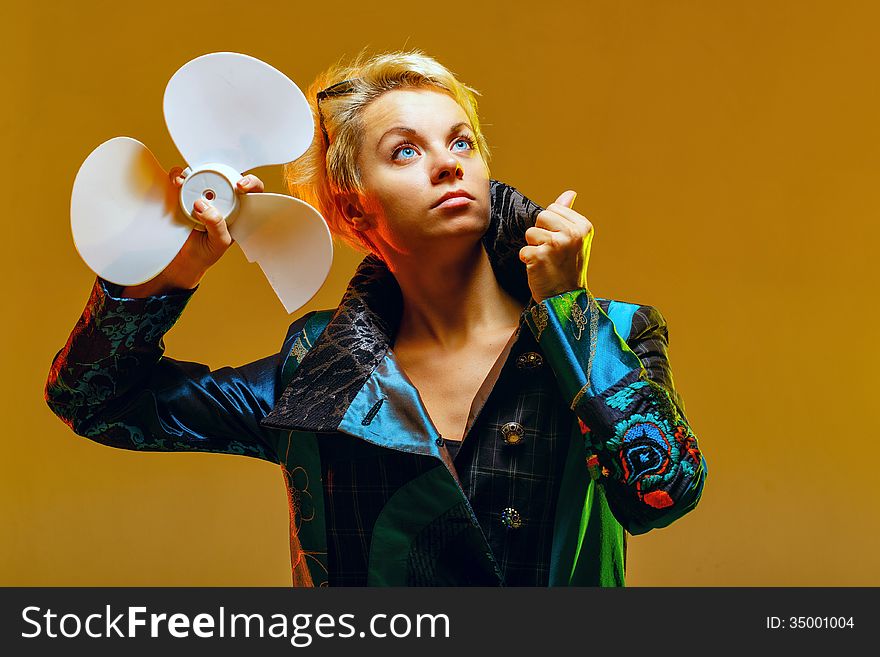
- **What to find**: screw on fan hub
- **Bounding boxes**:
[178,163,242,231]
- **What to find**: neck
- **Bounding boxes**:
[387,241,525,350]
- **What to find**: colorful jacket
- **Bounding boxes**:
[45,180,707,586]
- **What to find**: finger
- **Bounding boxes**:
[519,243,550,264]
[543,203,593,236]
[535,209,575,233]
[237,174,265,193]
[525,225,556,246]
[539,190,579,227]
[169,166,185,188]
[192,199,231,242]
[546,200,588,225]
[554,190,577,209]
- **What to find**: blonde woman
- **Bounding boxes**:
[46,50,707,587]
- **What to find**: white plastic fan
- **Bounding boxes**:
[70,52,333,314]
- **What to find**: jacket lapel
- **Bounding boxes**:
[259,179,543,440]
[337,352,457,472]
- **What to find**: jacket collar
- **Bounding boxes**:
[259,179,543,434]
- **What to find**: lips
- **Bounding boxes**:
[431,189,475,209]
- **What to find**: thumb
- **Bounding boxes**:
[554,189,577,209]
[193,199,232,243]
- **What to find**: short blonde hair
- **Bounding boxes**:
[283,49,491,254]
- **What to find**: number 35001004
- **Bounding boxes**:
[766,616,855,629]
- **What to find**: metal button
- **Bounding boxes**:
[435,436,445,447]
[516,351,544,370]
[501,421,526,446]
[500,507,523,529]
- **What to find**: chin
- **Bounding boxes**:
[434,212,490,240]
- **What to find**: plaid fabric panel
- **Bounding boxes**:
[453,327,571,587]
[317,432,439,586]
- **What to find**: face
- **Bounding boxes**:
[342,87,491,258]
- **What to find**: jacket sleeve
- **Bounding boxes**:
[523,288,707,535]
[44,276,304,464]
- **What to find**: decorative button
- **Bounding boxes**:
[516,351,544,370]
[435,436,445,447]
[501,421,526,446]
[500,507,523,529]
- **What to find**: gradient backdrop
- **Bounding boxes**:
[3,0,877,586]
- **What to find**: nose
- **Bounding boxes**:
[431,153,464,183]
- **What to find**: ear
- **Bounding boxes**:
[336,191,374,231]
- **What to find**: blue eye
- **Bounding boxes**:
[392,144,418,161]
[391,136,475,161]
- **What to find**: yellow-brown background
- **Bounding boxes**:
[3,0,877,585]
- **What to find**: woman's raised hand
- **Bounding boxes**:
[519,190,594,303]
[166,167,266,286]
[119,169,265,298]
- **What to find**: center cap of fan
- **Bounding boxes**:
[179,162,242,230]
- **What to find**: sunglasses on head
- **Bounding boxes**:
[316,79,359,148]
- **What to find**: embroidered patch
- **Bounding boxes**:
[642,490,674,509]
[586,453,601,481]
[618,420,672,484]
[530,303,549,341]
[606,380,649,412]
[571,382,590,412]
[291,336,308,365]
[601,408,701,510]
[675,424,702,465]
[584,292,599,392]
[285,464,316,530]
[571,301,587,341]
[282,450,327,588]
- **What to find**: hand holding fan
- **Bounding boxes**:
[70,52,333,314]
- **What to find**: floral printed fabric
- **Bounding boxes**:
[45,277,280,462]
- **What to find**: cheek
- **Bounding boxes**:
[371,175,423,216]
[375,194,419,235]
[360,187,408,236]
[472,155,490,179]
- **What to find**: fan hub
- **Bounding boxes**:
[179,163,242,230]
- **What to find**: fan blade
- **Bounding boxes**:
[229,193,333,314]
[163,52,314,173]
[70,137,194,286]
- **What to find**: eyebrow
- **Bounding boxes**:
[376,121,473,150]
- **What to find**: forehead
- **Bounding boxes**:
[361,88,470,137]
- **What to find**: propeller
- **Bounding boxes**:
[70,52,333,314]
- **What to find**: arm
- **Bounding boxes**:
[524,289,707,535]
[44,276,307,463]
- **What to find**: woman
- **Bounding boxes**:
[45,50,707,587]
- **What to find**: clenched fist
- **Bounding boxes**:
[519,190,594,302]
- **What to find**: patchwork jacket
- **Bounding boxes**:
[45,180,707,587]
